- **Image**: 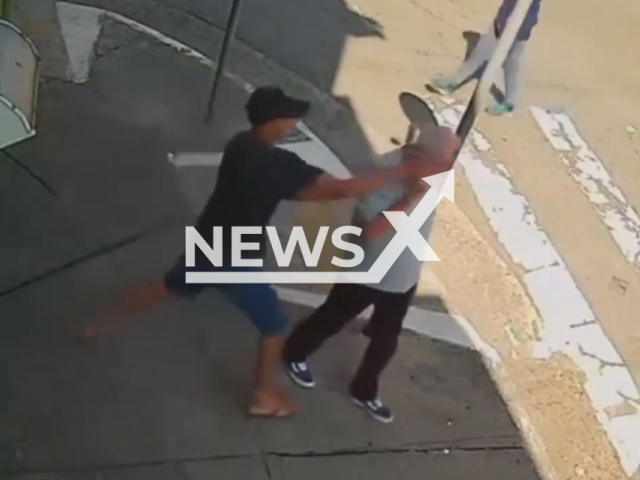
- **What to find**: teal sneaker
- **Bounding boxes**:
[487,102,515,116]
[430,75,458,95]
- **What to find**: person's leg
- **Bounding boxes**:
[350,285,417,403]
[217,282,294,417]
[503,39,527,107]
[432,26,498,93]
[452,27,499,83]
[252,335,292,416]
[486,40,527,116]
[283,284,375,366]
[84,254,200,339]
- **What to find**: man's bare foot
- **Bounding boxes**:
[248,389,296,418]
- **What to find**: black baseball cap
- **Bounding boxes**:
[245,87,311,126]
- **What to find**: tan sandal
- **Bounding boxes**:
[248,393,296,418]
[247,405,295,418]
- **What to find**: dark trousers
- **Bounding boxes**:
[284,283,417,400]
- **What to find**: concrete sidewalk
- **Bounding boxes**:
[1,5,539,479]
[1,230,532,476]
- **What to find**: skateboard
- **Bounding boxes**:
[398,91,439,144]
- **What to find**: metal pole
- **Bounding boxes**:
[204,0,244,124]
[456,0,534,142]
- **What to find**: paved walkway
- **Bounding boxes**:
[0,5,539,479]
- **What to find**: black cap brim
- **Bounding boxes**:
[282,98,311,120]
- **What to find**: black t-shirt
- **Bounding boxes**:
[194,131,324,269]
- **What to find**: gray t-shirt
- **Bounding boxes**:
[351,148,436,294]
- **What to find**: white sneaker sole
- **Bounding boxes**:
[350,396,394,424]
[427,83,455,96]
[286,366,315,389]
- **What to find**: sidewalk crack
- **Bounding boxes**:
[261,454,273,480]
[618,391,640,407]
[269,444,524,459]
[569,319,598,329]
[578,345,626,373]
[6,441,524,476]
[0,221,176,299]
[2,151,56,197]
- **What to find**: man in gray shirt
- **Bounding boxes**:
[283,144,439,424]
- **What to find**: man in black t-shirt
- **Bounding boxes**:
[164,87,460,418]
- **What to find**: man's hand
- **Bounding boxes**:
[402,126,460,180]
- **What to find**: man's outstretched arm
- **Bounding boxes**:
[295,126,459,202]
[295,165,411,202]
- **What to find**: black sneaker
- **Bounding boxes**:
[350,396,394,424]
[285,361,316,388]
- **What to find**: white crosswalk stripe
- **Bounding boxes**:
[531,107,640,275]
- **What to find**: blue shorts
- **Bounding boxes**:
[163,254,289,336]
